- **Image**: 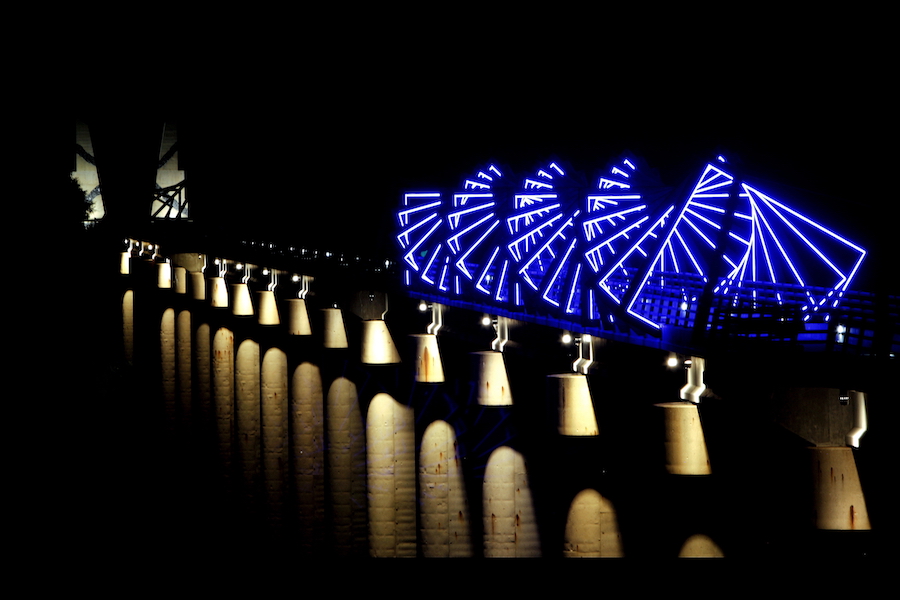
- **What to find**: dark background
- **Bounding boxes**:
[62,17,893,296]
[36,8,896,561]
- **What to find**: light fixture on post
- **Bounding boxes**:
[810,390,871,530]
[552,334,599,436]
[231,262,254,317]
[120,238,136,275]
[359,292,400,365]
[157,255,172,290]
[257,268,280,326]
[287,274,312,336]
[551,372,599,437]
[655,354,711,475]
[191,255,207,302]
[209,258,229,308]
[472,315,513,406]
[411,302,444,383]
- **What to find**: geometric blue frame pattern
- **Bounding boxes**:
[397,153,867,340]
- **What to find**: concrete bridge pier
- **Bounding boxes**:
[550,372,625,558]
[470,350,542,557]
[320,309,368,556]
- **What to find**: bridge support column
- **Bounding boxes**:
[552,373,624,557]
[212,327,234,482]
[564,489,623,557]
[261,346,288,532]
[419,420,472,557]
[326,376,366,555]
[160,307,176,434]
[292,361,325,553]
[236,338,261,513]
[367,392,416,557]
[483,446,541,557]
[176,308,192,435]
[122,289,134,364]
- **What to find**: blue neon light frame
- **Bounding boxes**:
[397,153,867,341]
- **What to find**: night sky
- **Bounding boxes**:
[69,12,893,294]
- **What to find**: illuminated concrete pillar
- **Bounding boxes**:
[810,446,871,530]
[360,320,401,365]
[261,347,288,530]
[367,392,416,557]
[176,309,192,430]
[472,351,513,406]
[232,283,254,317]
[564,489,623,557]
[212,327,235,480]
[327,377,366,555]
[160,308,176,430]
[194,321,212,431]
[258,290,280,326]
[292,361,325,552]
[656,402,711,475]
[236,338,261,505]
[419,420,472,557]
[287,299,311,335]
[483,446,541,557]
[122,289,134,364]
[678,534,724,557]
[412,334,444,383]
[551,373,599,436]
[322,308,348,349]
[210,277,228,308]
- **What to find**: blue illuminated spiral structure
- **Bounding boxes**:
[396,153,868,346]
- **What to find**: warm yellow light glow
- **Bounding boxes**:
[360,320,401,364]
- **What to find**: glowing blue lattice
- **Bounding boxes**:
[448,164,513,302]
[397,153,867,336]
[507,161,584,313]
